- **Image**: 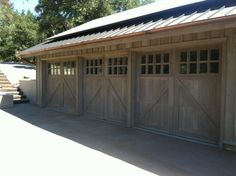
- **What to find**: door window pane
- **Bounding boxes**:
[210,63,219,73]
[210,49,220,61]
[200,63,208,73]
[189,63,197,74]
[180,64,187,74]
[200,50,208,61]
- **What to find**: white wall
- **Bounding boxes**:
[19,79,36,104]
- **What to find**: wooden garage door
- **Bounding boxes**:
[175,48,221,143]
[136,48,221,144]
[47,61,76,112]
[84,57,128,124]
[136,52,173,133]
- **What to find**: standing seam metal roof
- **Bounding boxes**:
[20,0,236,56]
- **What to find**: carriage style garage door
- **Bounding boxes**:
[136,47,221,144]
[84,57,128,124]
[46,61,76,112]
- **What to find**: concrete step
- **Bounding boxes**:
[0,78,9,82]
[0,91,20,95]
[1,87,18,91]
[0,85,12,87]
[13,94,26,99]
[0,82,11,85]
[0,70,30,105]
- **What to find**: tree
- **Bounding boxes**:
[0,4,41,61]
[0,0,12,7]
[35,0,154,38]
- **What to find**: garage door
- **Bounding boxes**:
[84,57,128,124]
[47,61,76,112]
[136,47,221,144]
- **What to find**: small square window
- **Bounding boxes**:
[114,67,117,74]
[120,57,125,65]
[90,60,94,66]
[156,65,161,74]
[86,60,89,66]
[94,68,98,74]
[180,52,187,62]
[200,50,208,61]
[211,49,220,61]
[148,65,153,74]
[141,56,146,64]
[108,67,112,74]
[141,65,146,74]
[156,54,161,63]
[108,59,112,66]
[90,68,94,74]
[118,58,123,65]
[124,57,128,65]
[71,68,75,75]
[190,51,197,62]
[94,60,98,66]
[180,64,187,74]
[148,55,154,64]
[86,68,89,74]
[114,58,117,65]
[163,65,169,74]
[189,63,197,74]
[123,67,128,74]
[200,63,208,73]
[210,63,219,73]
[163,53,169,63]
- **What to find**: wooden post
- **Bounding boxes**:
[76,57,84,115]
[223,29,236,149]
[127,51,137,127]
[37,59,47,107]
[219,40,227,149]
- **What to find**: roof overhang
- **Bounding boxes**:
[19,15,236,58]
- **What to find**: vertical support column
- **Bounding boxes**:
[127,51,137,127]
[224,29,236,150]
[219,40,227,149]
[171,48,178,134]
[103,55,108,119]
[36,58,47,107]
[76,57,84,115]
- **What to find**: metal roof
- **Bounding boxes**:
[20,0,236,56]
[49,0,205,40]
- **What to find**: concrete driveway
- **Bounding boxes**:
[0,104,236,176]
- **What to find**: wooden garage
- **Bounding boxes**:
[20,0,236,150]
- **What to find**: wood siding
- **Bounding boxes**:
[35,26,236,149]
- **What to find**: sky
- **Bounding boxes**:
[10,0,38,13]
[10,0,204,15]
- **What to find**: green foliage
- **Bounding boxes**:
[0,5,41,61]
[0,0,155,61]
[35,0,154,38]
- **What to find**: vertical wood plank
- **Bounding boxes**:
[219,40,227,149]
[75,57,79,114]
[127,51,136,127]
[78,57,84,115]
[172,47,179,134]
[234,96,236,142]
[103,56,108,119]
[36,58,40,105]
[224,29,236,148]
[38,59,47,107]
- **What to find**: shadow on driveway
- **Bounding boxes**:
[2,104,236,176]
